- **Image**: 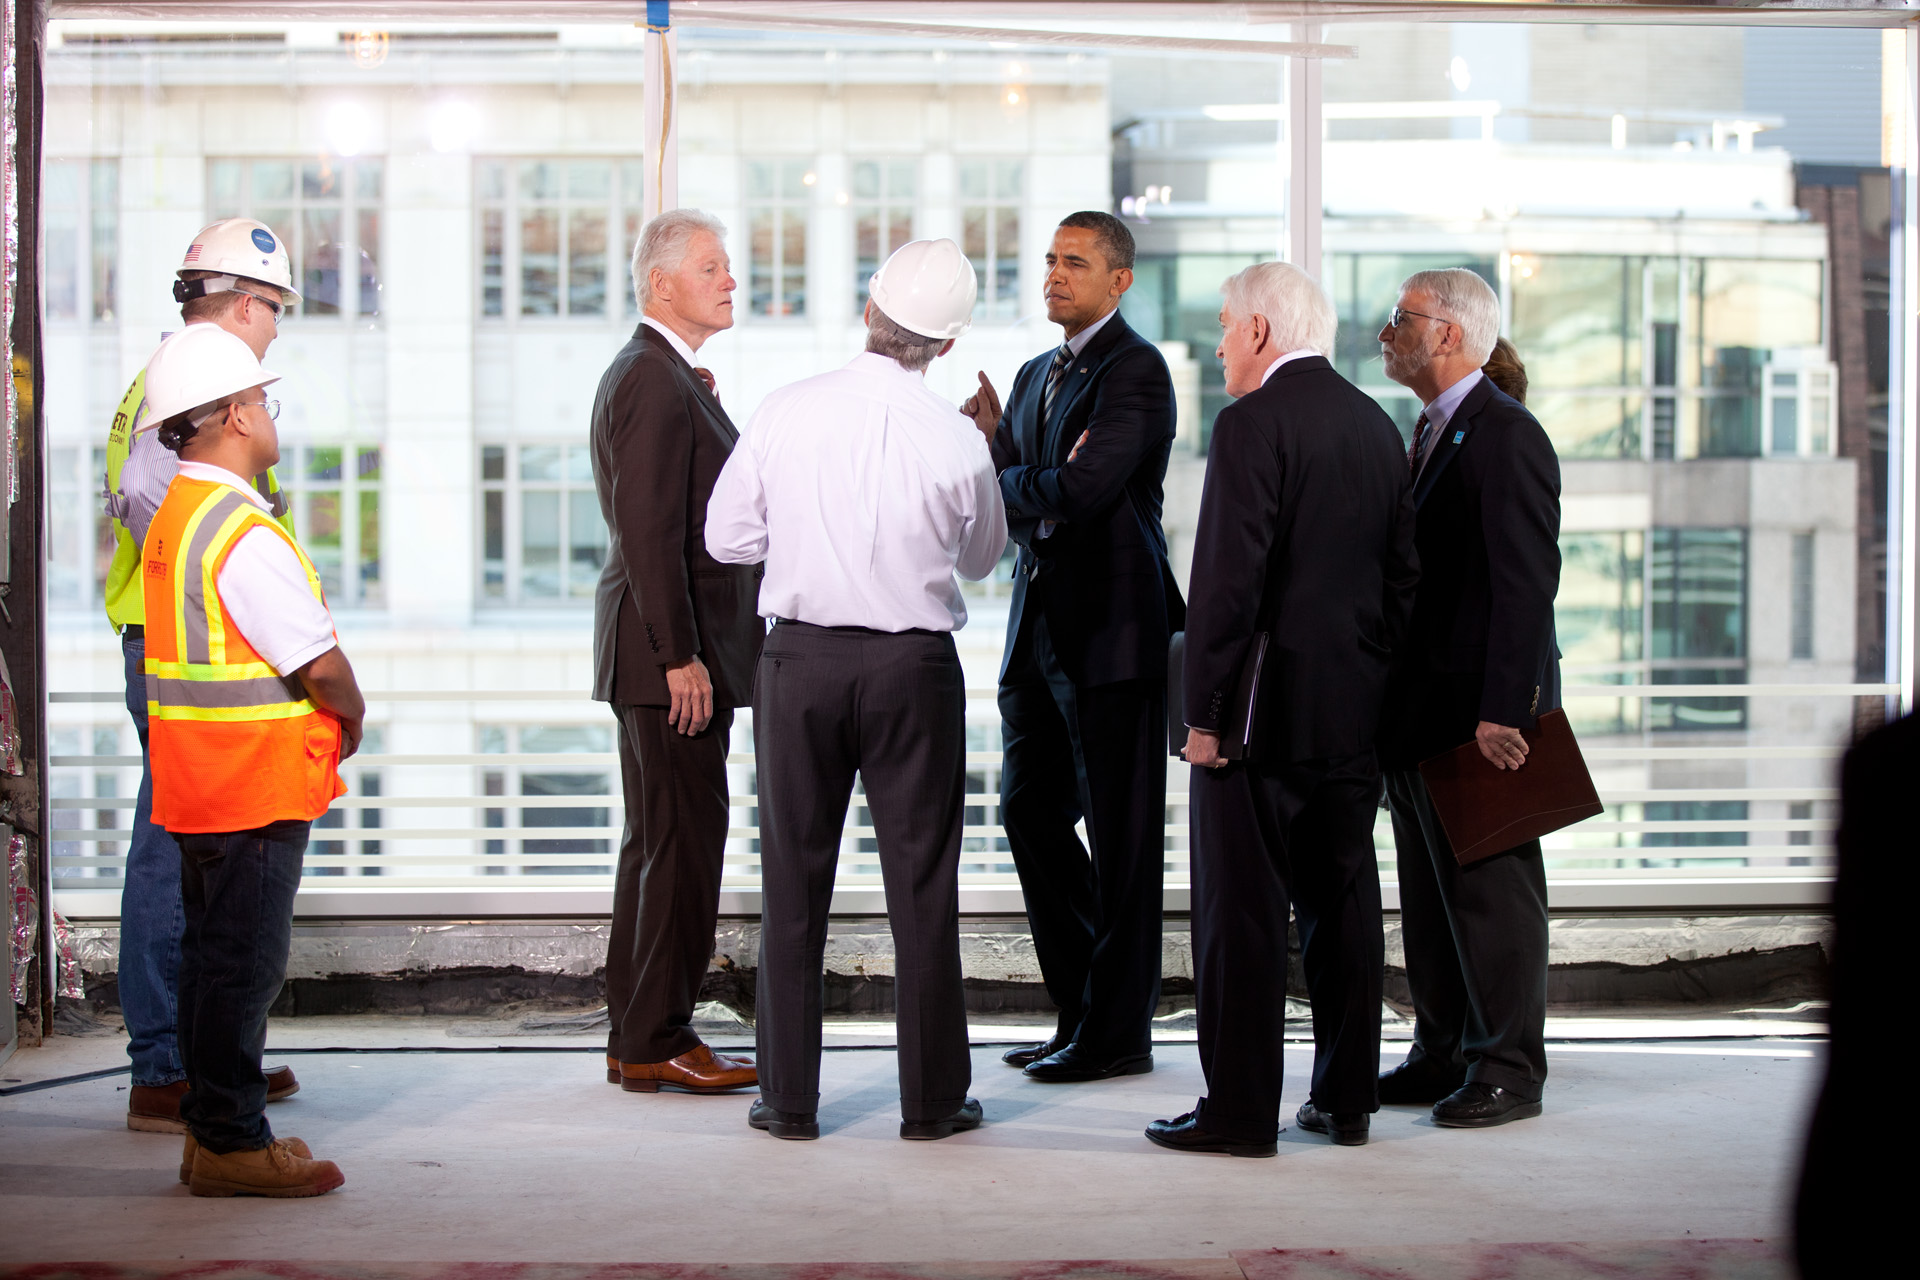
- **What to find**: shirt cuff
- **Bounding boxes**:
[274,637,338,681]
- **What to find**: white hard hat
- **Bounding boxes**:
[869,239,976,340]
[141,324,282,427]
[173,218,301,306]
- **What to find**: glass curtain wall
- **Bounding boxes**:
[38,13,1902,910]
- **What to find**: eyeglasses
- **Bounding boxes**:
[237,398,281,421]
[240,291,283,319]
[1387,306,1452,330]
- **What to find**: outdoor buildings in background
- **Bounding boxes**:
[37,19,1888,897]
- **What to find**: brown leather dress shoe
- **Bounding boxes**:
[619,1043,758,1094]
[129,1080,190,1134]
[264,1065,300,1102]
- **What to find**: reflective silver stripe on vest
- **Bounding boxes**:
[180,490,256,665]
[146,672,308,710]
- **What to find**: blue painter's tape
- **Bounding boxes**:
[1453,430,1465,444]
[647,0,670,31]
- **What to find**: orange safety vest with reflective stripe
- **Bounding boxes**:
[142,474,347,834]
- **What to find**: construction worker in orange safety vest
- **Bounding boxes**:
[105,218,303,1140]
[138,322,363,1200]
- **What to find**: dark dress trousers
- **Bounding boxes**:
[590,323,764,1066]
[991,310,1185,1058]
[753,623,972,1124]
[1376,375,1562,1101]
[1182,356,1418,1144]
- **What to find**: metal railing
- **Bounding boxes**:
[47,681,1893,919]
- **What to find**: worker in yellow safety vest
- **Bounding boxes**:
[139,322,363,1199]
[105,219,305,1138]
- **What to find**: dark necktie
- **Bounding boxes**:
[1042,345,1073,423]
[1407,411,1432,477]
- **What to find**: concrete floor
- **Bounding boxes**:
[0,1015,1820,1265]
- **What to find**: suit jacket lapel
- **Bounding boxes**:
[638,323,737,444]
[1412,375,1494,507]
[1041,311,1132,463]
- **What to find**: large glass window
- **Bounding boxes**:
[852,160,917,313]
[477,159,644,320]
[746,159,812,319]
[42,159,116,322]
[959,159,1022,322]
[1649,529,1748,730]
[280,446,384,610]
[478,443,607,605]
[480,724,613,877]
[208,157,384,319]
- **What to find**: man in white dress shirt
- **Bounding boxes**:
[706,239,1007,1142]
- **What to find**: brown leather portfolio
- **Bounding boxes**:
[1415,708,1604,866]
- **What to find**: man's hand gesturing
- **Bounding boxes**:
[961,371,1002,443]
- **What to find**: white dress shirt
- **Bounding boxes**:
[176,461,339,676]
[641,315,700,369]
[1260,348,1322,386]
[1415,368,1485,474]
[705,352,1009,632]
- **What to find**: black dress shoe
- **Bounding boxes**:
[747,1098,819,1140]
[900,1098,984,1141]
[1377,1057,1466,1105]
[1295,1101,1370,1146]
[1431,1082,1542,1129]
[1024,1046,1153,1083]
[1144,1111,1276,1158]
[1001,1035,1071,1069]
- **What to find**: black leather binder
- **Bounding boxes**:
[1167,631,1269,761]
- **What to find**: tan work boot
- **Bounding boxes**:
[187,1137,344,1198]
[180,1132,310,1185]
[134,1066,299,1135]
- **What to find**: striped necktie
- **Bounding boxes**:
[1407,411,1432,477]
[1042,345,1073,422]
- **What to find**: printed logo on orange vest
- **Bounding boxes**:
[146,559,167,579]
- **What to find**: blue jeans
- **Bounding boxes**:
[177,819,309,1153]
[117,630,186,1087]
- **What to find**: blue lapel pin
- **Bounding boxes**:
[1452,430,1465,444]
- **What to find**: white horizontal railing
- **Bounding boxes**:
[46,681,1898,919]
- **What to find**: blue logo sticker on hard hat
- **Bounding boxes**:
[251,228,277,253]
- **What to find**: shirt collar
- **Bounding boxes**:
[1062,306,1118,357]
[641,315,701,369]
[849,350,926,380]
[177,459,270,510]
[1259,348,1322,386]
[1423,368,1484,434]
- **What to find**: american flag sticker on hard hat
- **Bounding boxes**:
[184,243,202,262]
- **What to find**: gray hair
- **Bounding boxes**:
[1220,261,1336,357]
[1400,268,1500,365]
[865,304,946,373]
[631,208,728,311]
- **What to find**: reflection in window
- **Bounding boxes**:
[475,158,644,319]
[1693,258,1823,458]
[959,159,1022,321]
[746,159,812,319]
[1127,251,1270,443]
[1649,528,1747,731]
[280,446,383,609]
[1509,254,1643,458]
[41,159,117,322]
[1556,531,1645,734]
[478,724,613,877]
[207,157,382,319]
[478,443,608,605]
[852,160,917,312]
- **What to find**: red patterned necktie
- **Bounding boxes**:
[1407,411,1431,476]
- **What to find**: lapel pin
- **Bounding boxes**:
[1453,430,1465,444]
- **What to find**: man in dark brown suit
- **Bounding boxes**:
[591,208,765,1094]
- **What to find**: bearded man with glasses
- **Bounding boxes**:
[1373,268,1563,1130]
